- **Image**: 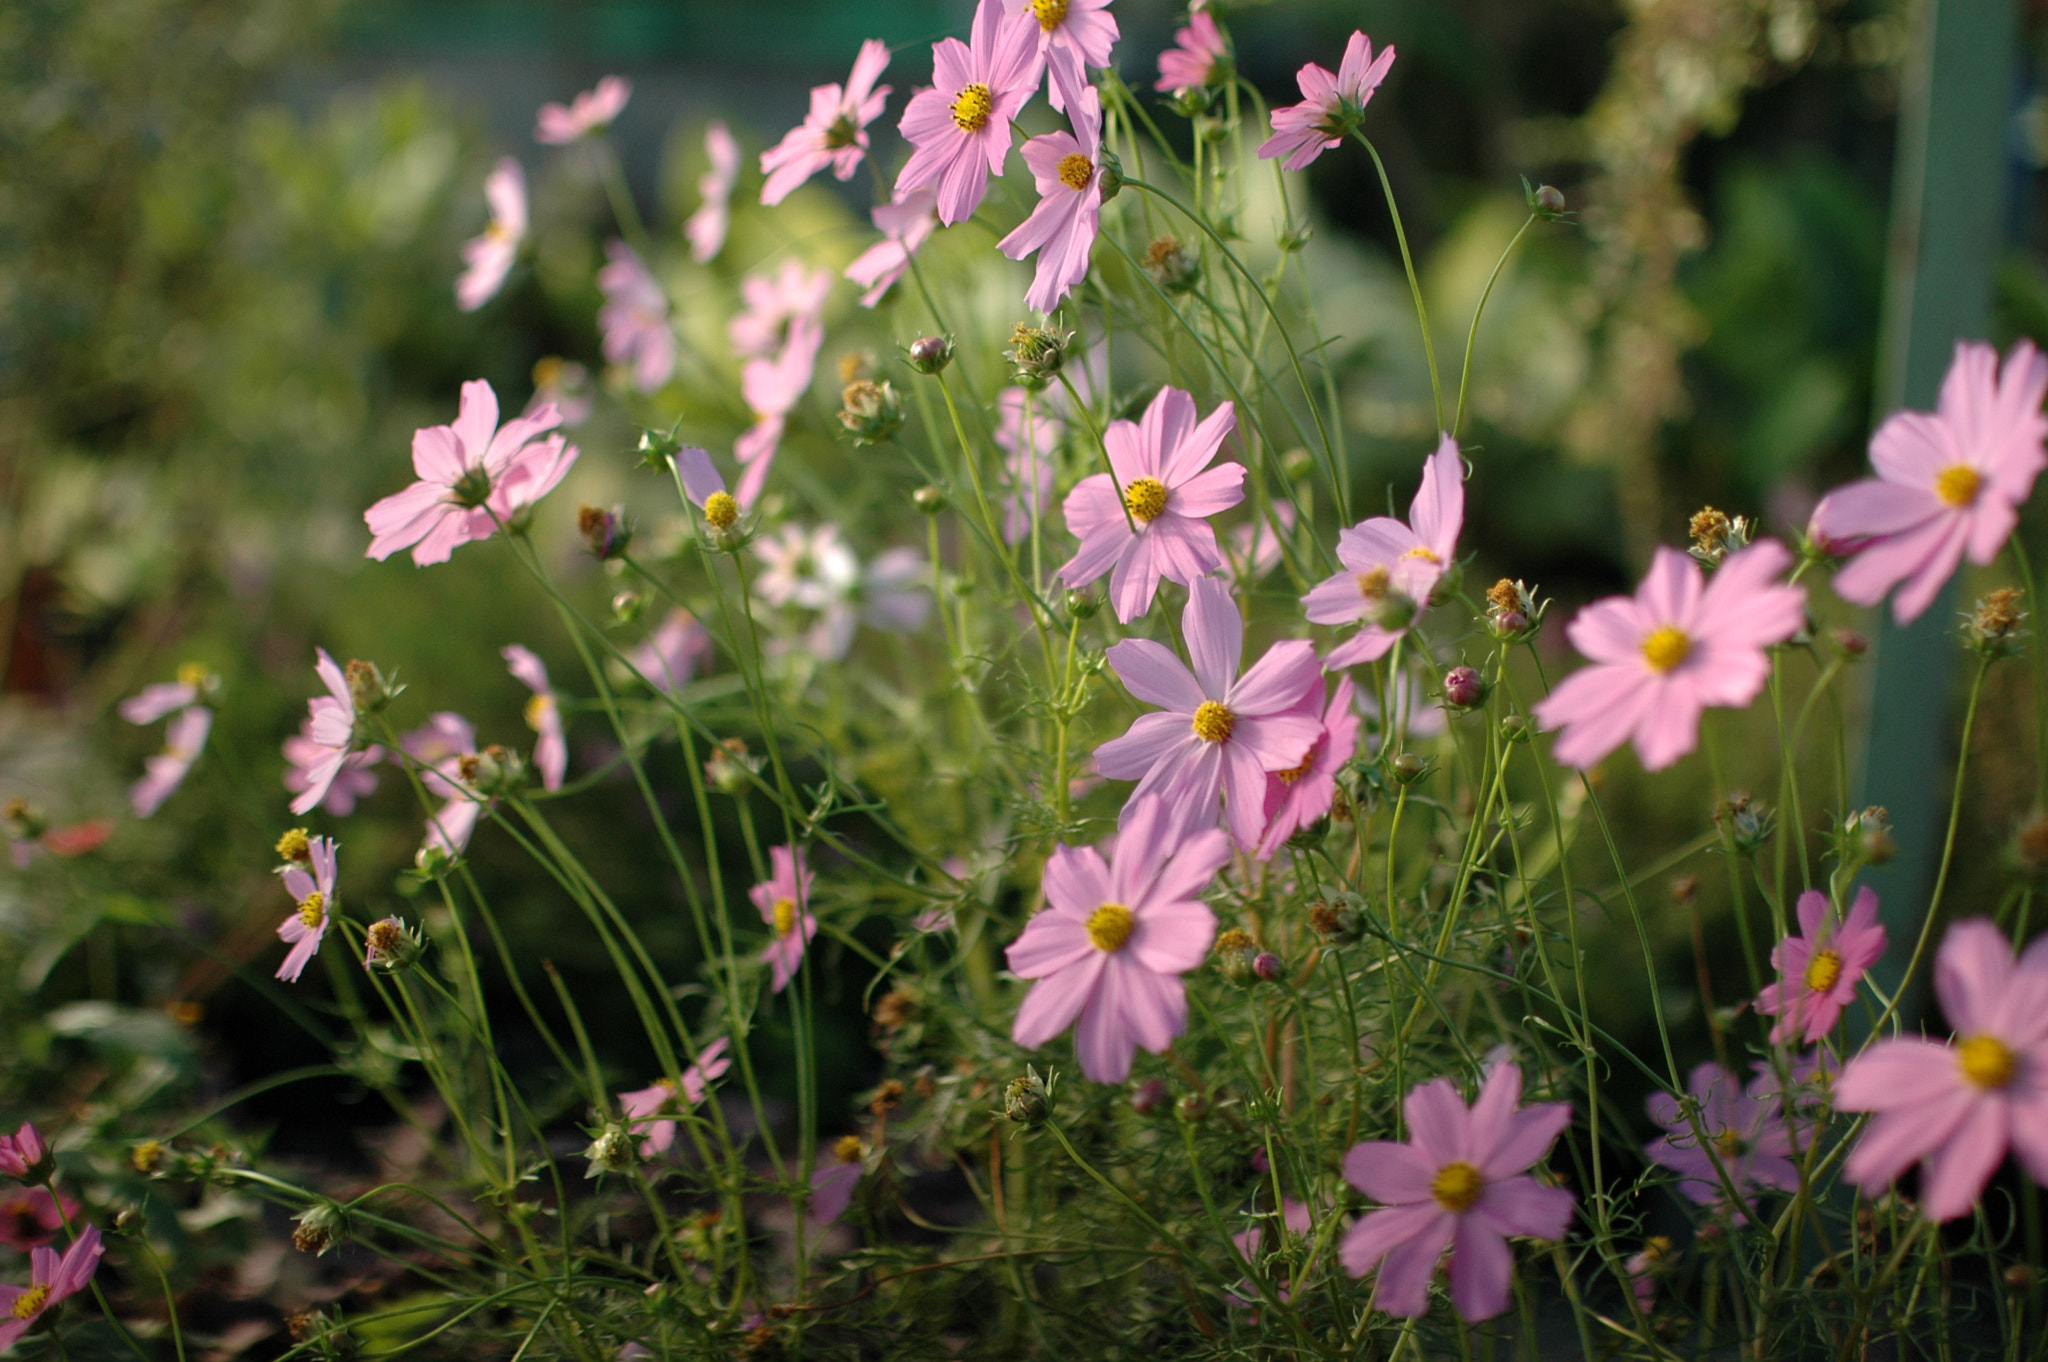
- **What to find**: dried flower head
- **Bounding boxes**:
[1967,586,2027,656]
[838,379,906,445]
[1143,235,1200,294]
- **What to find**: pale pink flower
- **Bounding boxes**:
[502,645,566,792]
[730,261,833,360]
[1532,541,1805,772]
[1229,503,1295,584]
[457,157,525,311]
[996,386,1061,544]
[0,1124,49,1184]
[288,649,357,817]
[735,318,823,507]
[1058,385,1244,622]
[364,380,570,565]
[283,723,382,816]
[0,1224,102,1351]
[1256,675,1360,859]
[1228,1198,1313,1311]
[676,446,729,515]
[753,523,858,612]
[128,704,210,818]
[753,845,817,992]
[1644,1062,1801,1216]
[1837,919,2048,1221]
[535,76,631,144]
[1096,577,1323,848]
[633,608,713,696]
[760,40,892,206]
[1006,0,1117,112]
[527,357,592,427]
[492,431,579,526]
[1301,435,1462,668]
[685,123,741,263]
[618,1037,732,1158]
[1756,887,1888,1045]
[1341,1060,1574,1321]
[1156,10,1228,94]
[402,713,484,860]
[0,1187,76,1250]
[1257,31,1396,171]
[119,672,207,724]
[1625,1239,1671,1313]
[811,1137,865,1225]
[845,189,940,307]
[1006,794,1229,1082]
[598,242,675,393]
[276,834,338,983]
[999,87,1107,313]
[894,0,1044,225]
[1811,340,2048,623]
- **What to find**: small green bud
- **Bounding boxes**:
[1065,589,1100,620]
[912,485,947,514]
[1003,1067,1053,1125]
[906,335,955,374]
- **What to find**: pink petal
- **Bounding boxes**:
[1106,639,1204,712]
[1405,1079,1472,1163]
[1918,1094,2010,1222]
[1447,1218,1514,1322]
[1012,951,1106,1047]
[1095,712,1196,781]
[1183,577,1244,697]
[1344,1141,1438,1204]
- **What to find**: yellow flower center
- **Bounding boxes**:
[1713,1128,1745,1159]
[773,897,797,938]
[1641,625,1691,673]
[1804,948,1842,993]
[1192,700,1235,744]
[1935,464,1983,509]
[1356,566,1390,599]
[703,490,739,530]
[951,83,994,132]
[1401,546,1441,564]
[177,661,209,687]
[1032,0,1069,30]
[1086,902,1135,952]
[834,1134,865,1164]
[297,891,327,929]
[1057,152,1094,192]
[1430,1161,1484,1213]
[11,1283,47,1321]
[1123,476,1169,522]
[524,693,553,731]
[1274,748,1316,784]
[1958,1034,2018,1090]
[275,828,311,862]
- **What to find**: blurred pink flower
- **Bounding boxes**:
[895,0,1044,225]
[633,608,713,696]
[1057,385,1244,622]
[1358,668,1447,752]
[1006,0,1116,112]
[527,357,592,427]
[0,1123,49,1184]
[1006,794,1229,1082]
[811,1137,865,1224]
[502,646,566,792]
[996,386,1061,544]
[287,649,357,817]
[0,1188,75,1250]
[1302,435,1462,668]
[753,845,817,993]
[760,41,892,206]
[1257,31,1395,171]
[0,1224,102,1351]
[1256,674,1359,860]
[1644,1062,1801,1215]
[1811,340,2048,623]
[1533,541,1805,772]
[364,380,569,565]
[1096,577,1322,848]
[1156,11,1227,94]
[1229,502,1295,584]
[534,76,631,143]
[619,1037,732,1158]
[119,675,204,724]
[1837,919,2048,1221]
[276,835,338,983]
[127,696,213,819]
[999,87,1107,314]
[598,242,675,393]
[1341,1059,1574,1320]
[685,123,741,263]
[845,189,940,307]
[456,157,525,311]
[402,713,484,860]
[284,723,382,816]
[1756,887,1887,1045]
[735,317,823,507]
[731,261,832,360]
[1227,1197,1312,1312]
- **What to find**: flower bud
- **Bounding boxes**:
[1213,928,1260,985]
[1715,792,1775,855]
[345,658,397,713]
[612,589,646,624]
[1389,752,1427,785]
[705,737,759,795]
[1251,951,1283,983]
[1094,147,1124,202]
[839,379,906,445]
[1144,235,1200,295]
[1006,323,1072,391]
[1174,1092,1209,1123]
[1003,1068,1052,1125]
[906,335,955,375]
[1524,178,1571,222]
[113,1205,145,1236]
[1671,873,1699,907]
[1500,713,1531,743]
[1442,665,1484,710]
[362,916,427,974]
[1368,587,1419,633]
[577,504,632,561]
[1843,805,1895,866]
[583,1121,637,1178]
[1065,589,1100,620]
[1129,1078,1168,1116]
[1832,627,1868,657]
[292,1201,350,1255]
[459,744,522,796]
[2007,809,2048,883]
[912,485,947,515]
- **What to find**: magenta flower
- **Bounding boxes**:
[633,608,713,696]
[0,1224,102,1350]
[1058,385,1244,622]
[895,0,1044,225]
[1006,0,1117,113]
[845,189,940,307]
[364,380,569,566]
[276,834,338,984]
[1006,794,1229,1082]
[1156,10,1228,94]
[457,157,525,311]
[1340,1060,1575,1321]
[735,318,823,508]
[1302,435,1462,668]
[1644,1062,1801,1215]
[811,1136,866,1225]
[1097,578,1322,847]
[1257,31,1396,171]
[1532,540,1805,772]
[598,242,675,393]
[730,260,833,360]
[284,722,382,816]
[1837,919,2048,1222]
[996,386,1061,544]
[999,87,1107,314]
[535,76,631,143]
[753,845,817,993]
[1756,887,1888,1045]
[619,1037,732,1158]
[0,1124,50,1184]
[1256,675,1360,860]
[287,649,357,817]
[0,1188,75,1250]
[761,40,892,206]
[128,701,212,819]
[1811,340,2048,624]
[684,122,741,263]
[502,646,567,792]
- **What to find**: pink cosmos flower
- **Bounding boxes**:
[735,317,823,507]
[1228,1198,1313,1312]
[1256,675,1360,860]
[1532,540,1805,772]
[1756,887,1888,1045]
[999,86,1108,314]
[1156,10,1228,94]
[730,260,833,360]
[129,702,212,819]
[1257,31,1396,171]
[1644,1062,1801,1216]
[535,76,631,143]
[845,189,940,307]
[0,1188,76,1250]
[364,380,570,566]
[1811,340,2048,624]
[119,670,209,724]
[1006,794,1229,1082]
[618,1037,732,1158]
[1625,1239,1671,1313]
[288,649,357,817]
[276,834,338,984]
[402,713,485,861]
[283,722,382,816]
[996,386,1061,544]
[1096,577,1323,849]
[0,1124,49,1184]
[0,1224,102,1351]
[894,0,1044,225]
[1836,919,2048,1222]
[753,523,858,612]
[1340,1060,1575,1321]
[753,845,817,993]
[760,40,892,206]
[598,242,675,393]
[684,123,741,263]
[811,1136,866,1225]
[1302,435,1462,668]
[1058,385,1245,622]
[1006,0,1117,113]
[457,157,525,311]
[527,357,592,427]
[501,646,566,792]
[633,608,713,696]
[1229,503,1296,584]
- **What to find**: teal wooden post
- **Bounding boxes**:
[1857,0,2017,1013]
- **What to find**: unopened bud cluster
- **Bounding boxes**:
[839,379,906,445]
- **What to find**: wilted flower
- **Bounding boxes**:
[1142,234,1200,294]
[456,157,525,311]
[894,0,1043,225]
[1485,578,1541,641]
[1966,585,2027,656]
[1258,31,1396,171]
[583,1123,637,1178]
[577,504,631,561]
[760,41,892,205]
[1687,506,1753,567]
[684,122,741,263]
[535,76,631,143]
[1006,322,1071,390]
[361,916,426,974]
